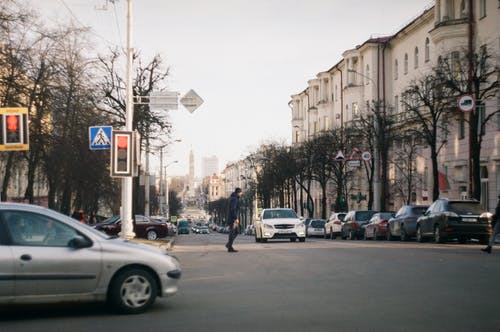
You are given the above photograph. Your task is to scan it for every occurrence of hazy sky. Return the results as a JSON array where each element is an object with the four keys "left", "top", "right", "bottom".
[{"left": 35, "top": 0, "right": 432, "bottom": 176}]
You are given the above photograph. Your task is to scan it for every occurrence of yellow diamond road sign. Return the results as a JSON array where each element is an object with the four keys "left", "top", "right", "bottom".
[{"left": 180, "top": 89, "right": 204, "bottom": 114}]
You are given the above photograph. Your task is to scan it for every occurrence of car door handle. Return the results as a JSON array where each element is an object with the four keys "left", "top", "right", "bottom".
[{"left": 20, "top": 254, "right": 32, "bottom": 261}]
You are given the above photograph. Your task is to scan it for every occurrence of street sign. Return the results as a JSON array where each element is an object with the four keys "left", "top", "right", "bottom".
[
  {"left": 0, "top": 107, "right": 29, "bottom": 151},
  {"left": 457, "top": 95, "right": 475, "bottom": 112},
  {"left": 89, "top": 126, "right": 112, "bottom": 150},
  {"left": 348, "top": 149, "right": 361, "bottom": 160},
  {"left": 334, "top": 150, "right": 345, "bottom": 161},
  {"left": 180, "top": 89, "right": 204, "bottom": 113},
  {"left": 149, "top": 91, "right": 179, "bottom": 110},
  {"left": 347, "top": 160, "right": 361, "bottom": 167},
  {"left": 361, "top": 151, "right": 372, "bottom": 161}
]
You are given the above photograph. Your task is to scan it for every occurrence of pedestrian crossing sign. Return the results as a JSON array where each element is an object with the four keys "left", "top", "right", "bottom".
[{"left": 89, "top": 126, "right": 112, "bottom": 150}]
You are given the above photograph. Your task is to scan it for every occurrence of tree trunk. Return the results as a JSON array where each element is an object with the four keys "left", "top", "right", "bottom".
[
  {"left": 321, "top": 182, "right": 327, "bottom": 219},
  {"left": 431, "top": 146, "right": 440, "bottom": 202},
  {"left": 1, "top": 153, "right": 15, "bottom": 201}
]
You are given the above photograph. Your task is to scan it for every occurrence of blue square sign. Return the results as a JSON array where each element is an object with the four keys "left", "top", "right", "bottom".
[{"left": 89, "top": 126, "right": 112, "bottom": 150}]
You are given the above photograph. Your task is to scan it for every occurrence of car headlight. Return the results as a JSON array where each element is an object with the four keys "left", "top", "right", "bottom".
[
  {"left": 263, "top": 223, "right": 274, "bottom": 230},
  {"left": 298, "top": 222, "right": 305, "bottom": 228}
]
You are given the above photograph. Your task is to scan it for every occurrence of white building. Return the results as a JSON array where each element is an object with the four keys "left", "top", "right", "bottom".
[
  {"left": 291, "top": 0, "right": 500, "bottom": 215},
  {"left": 202, "top": 155, "right": 219, "bottom": 178}
]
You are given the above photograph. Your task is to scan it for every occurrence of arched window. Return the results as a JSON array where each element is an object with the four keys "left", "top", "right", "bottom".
[
  {"left": 425, "top": 38, "right": 430, "bottom": 62},
  {"left": 414, "top": 47, "right": 419, "bottom": 69},
  {"left": 404, "top": 53, "right": 408, "bottom": 74},
  {"left": 365, "top": 64, "right": 370, "bottom": 85},
  {"left": 394, "top": 59, "right": 398, "bottom": 80}
]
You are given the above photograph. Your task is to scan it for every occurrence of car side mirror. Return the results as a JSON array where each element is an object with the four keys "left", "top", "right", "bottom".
[
  {"left": 68, "top": 235, "right": 92, "bottom": 249},
  {"left": 300, "top": 216, "right": 304, "bottom": 221}
]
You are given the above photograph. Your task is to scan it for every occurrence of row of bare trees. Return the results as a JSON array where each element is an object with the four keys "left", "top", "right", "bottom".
[
  {"left": 0, "top": 1, "right": 172, "bottom": 216},
  {"left": 253, "top": 44, "right": 498, "bottom": 218}
]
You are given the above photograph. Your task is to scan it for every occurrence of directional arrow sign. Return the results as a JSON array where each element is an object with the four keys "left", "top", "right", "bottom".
[{"left": 180, "top": 89, "right": 204, "bottom": 113}]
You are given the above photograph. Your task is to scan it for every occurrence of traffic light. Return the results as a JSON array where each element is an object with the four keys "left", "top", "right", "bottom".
[
  {"left": 0, "top": 108, "right": 29, "bottom": 151},
  {"left": 5, "top": 114, "right": 21, "bottom": 144},
  {"left": 111, "top": 130, "right": 134, "bottom": 177}
]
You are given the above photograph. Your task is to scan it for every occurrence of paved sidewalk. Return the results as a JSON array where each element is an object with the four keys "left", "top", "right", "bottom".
[{"left": 130, "top": 236, "right": 175, "bottom": 251}]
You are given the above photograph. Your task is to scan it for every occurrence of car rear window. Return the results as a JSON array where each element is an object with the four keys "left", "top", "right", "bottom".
[
  {"left": 411, "top": 207, "right": 427, "bottom": 216},
  {"left": 337, "top": 214, "right": 346, "bottom": 221},
  {"left": 355, "top": 211, "right": 377, "bottom": 221},
  {"left": 178, "top": 221, "right": 189, "bottom": 227},
  {"left": 379, "top": 212, "right": 394, "bottom": 220},
  {"left": 311, "top": 220, "right": 325, "bottom": 228},
  {"left": 449, "top": 202, "right": 485, "bottom": 215}
]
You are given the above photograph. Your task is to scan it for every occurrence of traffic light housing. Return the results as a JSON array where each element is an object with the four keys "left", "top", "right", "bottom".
[
  {"left": 0, "top": 108, "right": 29, "bottom": 151},
  {"left": 111, "top": 130, "right": 134, "bottom": 177}
]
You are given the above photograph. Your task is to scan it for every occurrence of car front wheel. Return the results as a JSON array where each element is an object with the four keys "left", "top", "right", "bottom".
[
  {"left": 416, "top": 226, "right": 424, "bottom": 243},
  {"left": 109, "top": 268, "right": 157, "bottom": 314},
  {"left": 434, "top": 226, "right": 444, "bottom": 244},
  {"left": 146, "top": 230, "right": 158, "bottom": 241},
  {"left": 299, "top": 237, "right": 306, "bottom": 242}
]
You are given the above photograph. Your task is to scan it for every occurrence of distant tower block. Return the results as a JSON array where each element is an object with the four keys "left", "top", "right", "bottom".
[{"left": 189, "top": 146, "right": 195, "bottom": 197}]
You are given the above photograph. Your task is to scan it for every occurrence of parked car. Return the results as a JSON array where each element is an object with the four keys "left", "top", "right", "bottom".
[
  {"left": 177, "top": 220, "right": 190, "bottom": 234},
  {"left": 245, "top": 224, "right": 255, "bottom": 235},
  {"left": 0, "top": 203, "right": 181, "bottom": 313},
  {"left": 304, "top": 218, "right": 312, "bottom": 236},
  {"left": 341, "top": 210, "right": 378, "bottom": 240},
  {"left": 324, "top": 212, "right": 346, "bottom": 239},
  {"left": 387, "top": 205, "right": 429, "bottom": 241},
  {"left": 94, "top": 215, "right": 169, "bottom": 240},
  {"left": 364, "top": 212, "right": 395, "bottom": 240},
  {"left": 307, "top": 219, "right": 326, "bottom": 237},
  {"left": 255, "top": 208, "right": 306, "bottom": 242},
  {"left": 197, "top": 226, "right": 210, "bottom": 234},
  {"left": 416, "top": 199, "right": 491, "bottom": 244}
]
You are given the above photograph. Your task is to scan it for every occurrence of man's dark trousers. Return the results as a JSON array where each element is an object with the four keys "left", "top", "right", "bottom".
[{"left": 227, "top": 225, "right": 238, "bottom": 249}]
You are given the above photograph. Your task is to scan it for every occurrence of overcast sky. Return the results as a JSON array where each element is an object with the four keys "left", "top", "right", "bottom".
[{"left": 35, "top": 0, "right": 432, "bottom": 177}]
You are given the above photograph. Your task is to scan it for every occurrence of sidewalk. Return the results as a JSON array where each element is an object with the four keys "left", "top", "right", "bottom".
[{"left": 130, "top": 236, "right": 175, "bottom": 251}]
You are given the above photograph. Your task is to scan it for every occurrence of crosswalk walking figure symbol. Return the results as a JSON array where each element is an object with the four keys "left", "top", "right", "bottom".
[{"left": 93, "top": 128, "right": 111, "bottom": 146}]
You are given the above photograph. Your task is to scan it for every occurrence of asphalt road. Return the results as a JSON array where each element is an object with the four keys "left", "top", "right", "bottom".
[{"left": 1, "top": 232, "right": 499, "bottom": 332}]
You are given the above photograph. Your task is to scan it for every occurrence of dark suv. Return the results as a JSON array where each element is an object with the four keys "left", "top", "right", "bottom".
[
  {"left": 416, "top": 199, "right": 491, "bottom": 244},
  {"left": 341, "top": 210, "right": 378, "bottom": 240}
]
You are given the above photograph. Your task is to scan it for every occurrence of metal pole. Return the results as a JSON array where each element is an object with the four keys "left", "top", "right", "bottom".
[
  {"left": 159, "top": 148, "right": 164, "bottom": 214},
  {"left": 144, "top": 141, "right": 150, "bottom": 217},
  {"left": 165, "top": 167, "right": 170, "bottom": 218},
  {"left": 120, "top": 0, "right": 135, "bottom": 239}
]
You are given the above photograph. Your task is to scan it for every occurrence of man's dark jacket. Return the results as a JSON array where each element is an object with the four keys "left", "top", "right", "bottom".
[{"left": 227, "top": 192, "right": 240, "bottom": 225}]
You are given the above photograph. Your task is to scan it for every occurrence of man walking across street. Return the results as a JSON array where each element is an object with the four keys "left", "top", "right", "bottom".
[
  {"left": 226, "top": 187, "right": 242, "bottom": 253},
  {"left": 482, "top": 190, "right": 500, "bottom": 254}
]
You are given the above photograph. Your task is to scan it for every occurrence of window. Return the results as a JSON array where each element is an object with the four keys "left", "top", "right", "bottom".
[
  {"left": 324, "top": 116, "right": 329, "bottom": 130},
  {"left": 414, "top": 47, "right": 419, "bottom": 69},
  {"left": 335, "top": 85, "right": 338, "bottom": 101},
  {"left": 478, "top": 103, "right": 486, "bottom": 136},
  {"left": 451, "top": 51, "right": 460, "bottom": 79},
  {"left": 458, "top": 112, "right": 465, "bottom": 139},
  {"left": 480, "top": 0, "right": 487, "bottom": 18},
  {"left": 365, "top": 64, "right": 370, "bottom": 85},
  {"left": 425, "top": 38, "right": 430, "bottom": 62},
  {"left": 394, "top": 59, "right": 399, "bottom": 80},
  {"left": 445, "top": 0, "right": 455, "bottom": 19},
  {"left": 424, "top": 167, "right": 429, "bottom": 190},
  {"left": 353, "top": 102, "right": 359, "bottom": 118},
  {"left": 436, "top": 0, "right": 441, "bottom": 22},
  {"left": 3, "top": 211, "right": 79, "bottom": 247},
  {"left": 404, "top": 53, "right": 408, "bottom": 74},
  {"left": 295, "top": 131, "right": 300, "bottom": 143},
  {"left": 460, "top": 0, "right": 467, "bottom": 18},
  {"left": 394, "top": 95, "right": 399, "bottom": 114}
]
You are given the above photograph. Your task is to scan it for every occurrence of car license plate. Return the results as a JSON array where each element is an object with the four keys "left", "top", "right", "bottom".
[
  {"left": 462, "top": 218, "right": 477, "bottom": 222},
  {"left": 278, "top": 229, "right": 290, "bottom": 234},
  {"left": 315, "top": 228, "right": 322, "bottom": 231}
]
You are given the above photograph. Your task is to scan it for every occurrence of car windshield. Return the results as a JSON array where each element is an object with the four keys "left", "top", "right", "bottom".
[
  {"left": 356, "top": 211, "right": 377, "bottom": 221},
  {"left": 263, "top": 209, "right": 297, "bottom": 219},
  {"left": 410, "top": 207, "right": 428, "bottom": 216},
  {"left": 337, "top": 214, "right": 346, "bottom": 221},
  {"left": 379, "top": 212, "right": 394, "bottom": 220},
  {"left": 449, "top": 202, "right": 485, "bottom": 215},
  {"left": 311, "top": 220, "right": 325, "bottom": 227}
]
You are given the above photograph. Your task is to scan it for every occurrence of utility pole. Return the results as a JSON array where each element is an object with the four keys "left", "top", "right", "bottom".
[
  {"left": 120, "top": 0, "right": 135, "bottom": 239},
  {"left": 467, "top": 0, "right": 475, "bottom": 200},
  {"left": 144, "top": 140, "right": 150, "bottom": 216}
]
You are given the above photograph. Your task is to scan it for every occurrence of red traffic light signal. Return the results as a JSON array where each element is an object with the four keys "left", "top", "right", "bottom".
[{"left": 111, "top": 131, "right": 134, "bottom": 177}]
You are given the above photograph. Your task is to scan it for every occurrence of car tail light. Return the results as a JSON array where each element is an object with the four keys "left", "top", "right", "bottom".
[
  {"left": 161, "top": 223, "right": 169, "bottom": 228},
  {"left": 487, "top": 226, "right": 492, "bottom": 233},
  {"left": 380, "top": 220, "right": 388, "bottom": 225},
  {"left": 352, "top": 222, "right": 359, "bottom": 230},
  {"left": 334, "top": 221, "right": 341, "bottom": 225},
  {"left": 445, "top": 227, "right": 453, "bottom": 232}
]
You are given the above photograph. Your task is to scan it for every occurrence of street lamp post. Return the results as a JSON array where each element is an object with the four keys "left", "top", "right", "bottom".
[{"left": 347, "top": 68, "right": 381, "bottom": 211}]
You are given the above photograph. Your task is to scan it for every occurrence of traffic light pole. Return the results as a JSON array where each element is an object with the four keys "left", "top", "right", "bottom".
[{"left": 120, "top": 0, "right": 135, "bottom": 239}]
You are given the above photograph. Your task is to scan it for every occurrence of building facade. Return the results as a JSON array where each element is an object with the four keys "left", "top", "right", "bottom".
[{"left": 291, "top": 0, "right": 500, "bottom": 215}]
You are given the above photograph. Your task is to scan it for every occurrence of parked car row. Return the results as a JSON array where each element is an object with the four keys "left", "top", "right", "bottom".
[
  {"left": 94, "top": 215, "right": 172, "bottom": 240},
  {"left": 322, "top": 199, "right": 492, "bottom": 244}
]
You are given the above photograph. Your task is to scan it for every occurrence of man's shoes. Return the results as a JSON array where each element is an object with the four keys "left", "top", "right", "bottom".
[
  {"left": 228, "top": 248, "right": 238, "bottom": 253},
  {"left": 481, "top": 246, "right": 492, "bottom": 254},
  {"left": 225, "top": 243, "right": 229, "bottom": 249}
]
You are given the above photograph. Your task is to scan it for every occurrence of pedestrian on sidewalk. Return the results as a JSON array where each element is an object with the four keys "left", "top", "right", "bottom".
[
  {"left": 225, "top": 187, "right": 242, "bottom": 253},
  {"left": 482, "top": 190, "right": 500, "bottom": 254}
]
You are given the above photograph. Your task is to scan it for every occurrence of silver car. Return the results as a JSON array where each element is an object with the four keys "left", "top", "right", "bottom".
[{"left": 0, "top": 203, "right": 181, "bottom": 314}]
